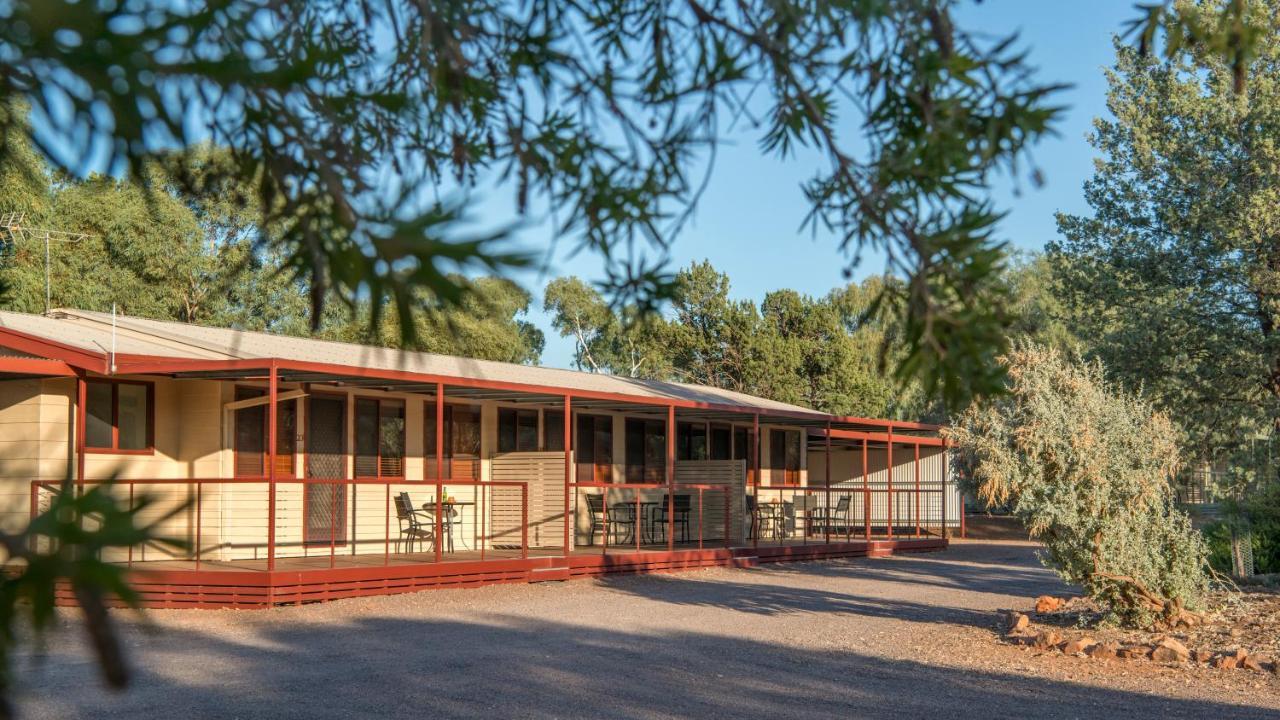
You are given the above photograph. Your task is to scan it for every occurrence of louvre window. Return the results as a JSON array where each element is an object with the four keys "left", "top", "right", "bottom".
[
  {"left": 424, "top": 403, "right": 480, "bottom": 479},
  {"left": 355, "top": 398, "right": 404, "bottom": 478}
]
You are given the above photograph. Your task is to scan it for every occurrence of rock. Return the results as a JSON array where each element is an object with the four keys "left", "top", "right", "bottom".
[
  {"left": 1033, "top": 630, "right": 1062, "bottom": 650},
  {"left": 1229, "top": 626, "right": 1243, "bottom": 638},
  {"left": 1213, "top": 654, "right": 1239, "bottom": 669},
  {"left": 1118, "top": 645, "right": 1151, "bottom": 660},
  {"left": 1087, "top": 642, "right": 1119, "bottom": 660},
  {"left": 1062, "top": 637, "right": 1097, "bottom": 655},
  {"left": 1151, "top": 637, "right": 1190, "bottom": 663},
  {"left": 1034, "top": 595, "right": 1064, "bottom": 614},
  {"left": 1005, "top": 611, "right": 1030, "bottom": 634}
]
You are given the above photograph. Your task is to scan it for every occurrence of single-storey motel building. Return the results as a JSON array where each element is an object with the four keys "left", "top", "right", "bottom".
[{"left": 0, "top": 308, "right": 959, "bottom": 607}]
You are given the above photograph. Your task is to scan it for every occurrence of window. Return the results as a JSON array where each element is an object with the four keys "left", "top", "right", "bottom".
[
  {"left": 676, "top": 422, "right": 708, "bottom": 462},
  {"left": 424, "top": 403, "right": 480, "bottom": 479},
  {"left": 544, "top": 410, "right": 565, "bottom": 452},
  {"left": 710, "top": 424, "right": 732, "bottom": 461},
  {"left": 84, "top": 380, "right": 152, "bottom": 452},
  {"left": 575, "top": 414, "right": 612, "bottom": 483},
  {"left": 769, "top": 429, "right": 801, "bottom": 485},
  {"left": 355, "top": 398, "right": 404, "bottom": 478},
  {"left": 625, "top": 418, "right": 666, "bottom": 483},
  {"left": 234, "top": 387, "right": 296, "bottom": 477},
  {"left": 734, "top": 426, "right": 757, "bottom": 484},
  {"left": 498, "top": 408, "right": 540, "bottom": 453}
]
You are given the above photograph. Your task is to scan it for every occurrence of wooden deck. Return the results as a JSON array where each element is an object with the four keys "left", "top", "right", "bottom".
[{"left": 67, "top": 537, "right": 949, "bottom": 609}]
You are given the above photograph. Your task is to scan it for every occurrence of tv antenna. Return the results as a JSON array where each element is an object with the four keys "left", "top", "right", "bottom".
[{"left": 0, "top": 212, "right": 93, "bottom": 315}]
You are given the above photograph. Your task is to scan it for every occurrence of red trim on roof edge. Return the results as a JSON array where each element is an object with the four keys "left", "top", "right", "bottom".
[
  {"left": 815, "top": 427, "right": 947, "bottom": 446},
  {"left": 0, "top": 327, "right": 107, "bottom": 373},
  {"left": 0, "top": 357, "right": 77, "bottom": 377},
  {"left": 109, "top": 355, "right": 941, "bottom": 433}
]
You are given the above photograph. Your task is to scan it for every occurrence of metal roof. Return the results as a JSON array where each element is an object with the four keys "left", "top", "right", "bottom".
[{"left": 0, "top": 308, "right": 821, "bottom": 412}]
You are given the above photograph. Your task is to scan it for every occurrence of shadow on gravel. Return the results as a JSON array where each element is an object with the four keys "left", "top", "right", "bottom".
[
  {"left": 19, "top": 611, "right": 1273, "bottom": 720},
  {"left": 596, "top": 572, "right": 1007, "bottom": 626},
  {"left": 595, "top": 541, "right": 1072, "bottom": 619}
]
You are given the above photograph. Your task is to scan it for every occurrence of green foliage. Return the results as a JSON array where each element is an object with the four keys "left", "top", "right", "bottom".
[
  {"left": 1051, "top": 11, "right": 1280, "bottom": 460},
  {"left": 545, "top": 261, "right": 940, "bottom": 420},
  {"left": 543, "top": 276, "right": 670, "bottom": 378},
  {"left": 0, "top": 479, "right": 184, "bottom": 716},
  {"left": 0, "top": 133, "right": 544, "bottom": 365},
  {"left": 1205, "top": 482, "right": 1280, "bottom": 575},
  {"left": 946, "top": 343, "right": 1210, "bottom": 627},
  {"left": 324, "top": 276, "right": 545, "bottom": 364},
  {"left": 0, "top": 0, "right": 1077, "bottom": 408}
]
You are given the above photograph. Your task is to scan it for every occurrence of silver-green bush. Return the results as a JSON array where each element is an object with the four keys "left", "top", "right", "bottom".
[{"left": 945, "top": 343, "right": 1209, "bottom": 627}]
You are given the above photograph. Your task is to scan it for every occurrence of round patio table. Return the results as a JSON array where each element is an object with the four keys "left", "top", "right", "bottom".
[{"left": 422, "top": 501, "right": 476, "bottom": 552}]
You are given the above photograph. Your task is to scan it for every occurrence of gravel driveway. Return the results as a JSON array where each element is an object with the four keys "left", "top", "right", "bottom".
[{"left": 16, "top": 540, "right": 1279, "bottom": 719}]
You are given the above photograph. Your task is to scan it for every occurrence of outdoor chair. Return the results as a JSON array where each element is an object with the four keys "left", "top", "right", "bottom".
[
  {"left": 745, "top": 495, "right": 785, "bottom": 541},
  {"left": 812, "top": 495, "right": 852, "bottom": 535},
  {"left": 652, "top": 494, "right": 692, "bottom": 543},
  {"left": 585, "top": 494, "right": 636, "bottom": 545},
  {"left": 394, "top": 492, "right": 436, "bottom": 554}
]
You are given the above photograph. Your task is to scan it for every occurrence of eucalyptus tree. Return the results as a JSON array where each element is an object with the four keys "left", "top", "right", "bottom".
[
  {"left": 0, "top": 0, "right": 1266, "bottom": 711},
  {"left": 0, "top": 0, "right": 1116, "bottom": 407},
  {"left": 544, "top": 275, "right": 671, "bottom": 378}
]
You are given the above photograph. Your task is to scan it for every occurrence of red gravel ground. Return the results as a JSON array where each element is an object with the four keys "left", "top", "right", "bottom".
[{"left": 14, "top": 539, "right": 1280, "bottom": 719}]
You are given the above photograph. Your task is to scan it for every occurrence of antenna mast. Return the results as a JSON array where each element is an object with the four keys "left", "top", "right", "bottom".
[{"left": 0, "top": 212, "right": 92, "bottom": 315}]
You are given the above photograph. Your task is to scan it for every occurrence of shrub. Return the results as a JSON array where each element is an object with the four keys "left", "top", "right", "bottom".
[{"left": 944, "top": 343, "right": 1209, "bottom": 627}]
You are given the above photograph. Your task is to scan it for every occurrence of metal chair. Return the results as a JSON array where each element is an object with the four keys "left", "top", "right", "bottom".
[
  {"left": 394, "top": 492, "right": 436, "bottom": 554},
  {"left": 746, "top": 495, "right": 784, "bottom": 541},
  {"left": 813, "top": 495, "right": 852, "bottom": 534},
  {"left": 652, "top": 494, "right": 692, "bottom": 543},
  {"left": 585, "top": 494, "right": 636, "bottom": 545}
]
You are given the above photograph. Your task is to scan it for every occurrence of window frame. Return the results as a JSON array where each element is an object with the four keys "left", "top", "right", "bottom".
[
  {"left": 676, "top": 421, "right": 708, "bottom": 462},
  {"left": 497, "top": 407, "right": 541, "bottom": 453},
  {"left": 424, "top": 402, "right": 481, "bottom": 480},
  {"left": 232, "top": 385, "right": 298, "bottom": 478},
  {"left": 354, "top": 396, "right": 406, "bottom": 479},
  {"left": 710, "top": 423, "right": 732, "bottom": 461},
  {"left": 544, "top": 409, "right": 565, "bottom": 452},
  {"left": 83, "top": 378, "right": 155, "bottom": 455},
  {"left": 575, "top": 413, "right": 613, "bottom": 483},
  {"left": 625, "top": 417, "right": 667, "bottom": 483},
  {"left": 768, "top": 428, "right": 802, "bottom": 485}
]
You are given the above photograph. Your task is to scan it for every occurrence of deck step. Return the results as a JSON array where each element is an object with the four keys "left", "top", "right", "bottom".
[
  {"left": 527, "top": 566, "right": 571, "bottom": 583},
  {"left": 730, "top": 556, "right": 759, "bottom": 568}
]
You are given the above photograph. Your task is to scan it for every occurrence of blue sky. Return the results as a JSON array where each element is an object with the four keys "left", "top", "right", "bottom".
[{"left": 492, "top": 0, "right": 1135, "bottom": 369}]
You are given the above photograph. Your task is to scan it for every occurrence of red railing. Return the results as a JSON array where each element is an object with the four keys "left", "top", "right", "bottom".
[
  {"left": 569, "top": 482, "right": 734, "bottom": 553},
  {"left": 749, "top": 482, "right": 952, "bottom": 546},
  {"left": 30, "top": 477, "right": 529, "bottom": 571},
  {"left": 28, "top": 476, "right": 952, "bottom": 574}
]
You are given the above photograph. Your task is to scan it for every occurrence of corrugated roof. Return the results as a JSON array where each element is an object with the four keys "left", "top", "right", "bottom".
[{"left": 0, "top": 308, "right": 819, "bottom": 415}]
